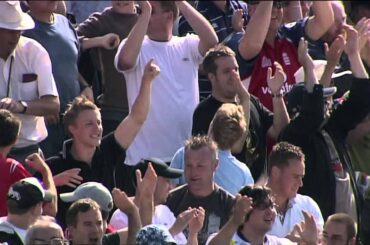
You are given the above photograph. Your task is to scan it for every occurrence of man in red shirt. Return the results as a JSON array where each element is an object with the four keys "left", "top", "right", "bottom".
[{"left": 0, "top": 109, "right": 31, "bottom": 216}]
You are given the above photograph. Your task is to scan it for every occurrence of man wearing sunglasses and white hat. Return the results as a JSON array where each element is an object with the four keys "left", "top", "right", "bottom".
[{"left": 0, "top": 1, "right": 59, "bottom": 170}]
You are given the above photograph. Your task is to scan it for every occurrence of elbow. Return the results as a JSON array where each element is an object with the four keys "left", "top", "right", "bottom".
[
  {"left": 238, "top": 42, "right": 262, "bottom": 61},
  {"left": 118, "top": 58, "right": 135, "bottom": 71}
]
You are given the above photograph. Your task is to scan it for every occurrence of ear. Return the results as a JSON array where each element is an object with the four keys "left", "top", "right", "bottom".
[
  {"left": 208, "top": 73, "right": 216, "bottom": 83},
  {"left": 213, "top": 159, "right": 219, "bottom": 171},
  {"left": 270, "top": 166, "right": 281, "bottom": 179},
  {"left": 349, "top": 237, "right": 356, "bottom": 245},
  {"left": 68, "top": 124, "right": 77, "bottom": 137}
]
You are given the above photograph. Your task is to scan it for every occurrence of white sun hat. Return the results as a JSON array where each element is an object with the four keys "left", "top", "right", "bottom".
[{"left": 0, "top": 1, "right": 35, "bottom": 31}]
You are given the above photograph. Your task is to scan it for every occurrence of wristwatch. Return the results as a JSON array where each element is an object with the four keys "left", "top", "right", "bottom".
[{"left": 19, "top": 100, "right": 28, "bottom": 114}]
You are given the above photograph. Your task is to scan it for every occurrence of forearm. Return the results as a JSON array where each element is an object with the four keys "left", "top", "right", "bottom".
[
  {"left": 80, "top": 36, "right": 105, "bottom": 50},
  {"left": 25, "top": 95, "right": 60, "bottom": 116},
  {"left": 284, "top": 1, "right": 303, "bottom": 23},
  {"left": 40, "top": 166, "right": 58, "bottom": 217},
  {"left": 238, "top": 2, "right": 272, "bottom": 60},
  {"left": 117, "top": 10, "right": 150, "bottom": 71},
  {"left": 319, "top": 63, "right": 336, "bottom": 87},
  {"left": 349, "top": 53, "right": 369, "bottom": 79},
  {"left": 208, "top": 220, "right": 238, "bottom": 245},
  {"left": 187, "top": 231, "right": 198, "bottom": 245},
  {"left": 306, "top": 1, "right": 334, "bottom": 40},
  {"left": 125, "top": 208, "right": 141, "bottom": 245},
  {"left": 130, "top": 79, "right": 152, "bottom": 124},
  {"left": 268, "top": 97, "right": 289, "bottom": 139},
  {"left": 139, "top": 193, "right": 154, "bottom": 226},
  {"left": 176, "top": 1, "right": 218, "bottom": 54}
]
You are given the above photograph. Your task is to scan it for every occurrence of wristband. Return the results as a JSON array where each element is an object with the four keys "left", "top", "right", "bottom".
[{"left": 271, "top": 92, "right": 283, "bottom": 98}]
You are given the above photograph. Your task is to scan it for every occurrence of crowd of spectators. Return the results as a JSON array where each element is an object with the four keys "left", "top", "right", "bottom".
[{"left": 1, "top": 1, "right": 370, "bottom": 244}]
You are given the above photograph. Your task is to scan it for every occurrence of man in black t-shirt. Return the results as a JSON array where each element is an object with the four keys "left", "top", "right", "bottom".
[
  {"left": 166, "top": 135, "right": 235, "bottom": 245},
  {"left": 192, "top": 45, "right": 289, "bottom": 180}
]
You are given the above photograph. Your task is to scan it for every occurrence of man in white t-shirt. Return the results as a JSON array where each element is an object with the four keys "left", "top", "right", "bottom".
[{"left": 114, "top": 1, "right": 218, "bottom": 165}]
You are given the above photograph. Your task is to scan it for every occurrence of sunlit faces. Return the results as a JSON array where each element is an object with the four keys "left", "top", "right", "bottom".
[
  {"left": 68, "top": 109, "right": 103, "bottom": 148},
  {"left": 0, "top": 28, "right": 21, "bottom": 60},
  {"left": 209, "top": 56, "right": 240, "bottom": 101},
  {"left": 184, "top": 146, "right": 218, "bottom": 196},
  {"left": 31, "top": 225, "right": 65, "bottom": 245},
  {"left": 322, "top": 221, "right": 351, "bottom": 245},
  {"left": 154, "top": 177, "right": 173, "bottom": 204},
  {"left": 111, "top": 1, "right": 135, "bottom": 14},
  {"left": 69, "top": 208, "right": 104, "bottom": 245},
  {"left": 148, "top": 1, "right": 173, "bottom": 38},
  {"left": 247, "top": 198, "right": 277, "bottom": 232},
  {"left": 272, "top": 158, "right": 305, "bottom": 199}
]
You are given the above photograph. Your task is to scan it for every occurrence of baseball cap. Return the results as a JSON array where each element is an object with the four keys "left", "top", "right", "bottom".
[
  {"left": 60, "top": 182, "right": 113, "bottom": 212},
  {"left": 7, "top": 177, "right": 52, "bottom": 209},
  {"left": 136, "top": 224, "right": 177, "bottom": 245},
  {"left": 136, "top": 158, "right": 183, "bottom": 179},
  {"left": 287, "top": 82, "right": 337, "bottom": 115}
]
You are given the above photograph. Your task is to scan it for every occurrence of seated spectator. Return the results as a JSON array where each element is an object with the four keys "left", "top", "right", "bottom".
[
  {"left": 227, "top": 1, "right": 333, "bottom": 111},
  {"left": 191, "top": 44, "right": 289, "bottom": 181},
  {"left": 266, "top": 142, "right": 323, "bottom": 241},
  {"left": 24, "top": 0, "right": 94, "bottom": 158},
  {"left": 110, "top": 158, "right": 188, "bottom": 244},
  {"left": 0, "top": 1, "right": 59, "bottom": 168},
  {"left": 47, "top": 59, "right": 159, "bottom": 228},
  {"left": 207, "top": 185, "right": 303, "bottom": 245},
  {"left": 0, "top": 109, "right": 32, "bottom": 217},
  {"left": 59, "top": 182, "right": 115, "bottom": 233},
  {"left": 166, "top": 135, "right": 234, "bottom": 245},
  {"left": 280, "top": 32, "right": 370, "bottom": 234},
  {"left": 0, "top": 177, "right": 56, "bottom": 243},
  {"left": 76, "top": 1, "right": 139, "bottom": 135},
  {"left": 321, "top": 213, "right": 356, "bottom": 245},
  {"left": 136, "top": 224, "right": 177, "bottom": 245},
  {"left": 171, "top": 103, "right": 254, "bottom": 195},
  {"left": 25, "top": 219, "right": 66, "bottom": 245},
  {"left": 66, "top": 195, "right": 140, "bottom": 245}
]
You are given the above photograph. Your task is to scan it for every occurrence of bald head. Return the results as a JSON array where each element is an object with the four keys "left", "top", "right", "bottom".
[
  {"left": 321, "top": 1, "right": 346, "bottom": 43},
  {"left": 25, "top": 220, "right": 64, "bottom": 245}
]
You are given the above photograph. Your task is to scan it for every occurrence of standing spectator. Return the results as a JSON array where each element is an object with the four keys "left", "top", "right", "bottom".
[
  {"left": 178, "top": 0, "right": 248, "bottom": 43},
  {"left": 0, "top": 109, "right": 31, "bottom": 217},
  {"left": 191, "top": 45, "right": 289, "bottom": 180},
  {"left": 227, "top": 1, "right": 333, "bottom": 111},
  {"left": 0, "top": 1, "right": 59, "bottom": 167},
  {"left": 166, "top": 135, "right": 234, "bottom": 244},
  {"left": 65, "top": 1, "right": 111, "bottom": 24},
  {"left": 280, "top": 33, "right": 370, "bottom": 237},
  {"left": 115, "top": 1, "right": 218, "bottom": 165},
  {"left": 77, "top": 1, "right": 139, "bottom": 135},
  {"left": 266, "top": 142, "right": 323, "bottom": 241},
  {"left": 47, "top": 60, "right": 159, "bottom": 228},
  {"left": 24, "top": 0, "right": 93, "bottom": 158}
]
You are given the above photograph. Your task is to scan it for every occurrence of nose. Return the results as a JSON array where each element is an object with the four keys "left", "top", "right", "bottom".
[{"left": 298, "top": 177, "right": 303, "bottom": 187}]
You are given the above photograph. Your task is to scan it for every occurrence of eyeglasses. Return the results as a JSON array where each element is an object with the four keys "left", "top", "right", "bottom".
[
  {"left": 248, "top": 1, "right": 289, "bottom": 9},
  {"left": 32, "top": 238, "right": 69, "bottom": 245}
]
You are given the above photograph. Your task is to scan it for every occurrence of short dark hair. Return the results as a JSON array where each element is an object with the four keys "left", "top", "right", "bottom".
[
  {"left": 6, "top": 199, "right": 32, "bottom": 215},
  {"left": 238, "top": 185, "right": 274, "bottom": 222},
  {"left": 268, "top": 142, "right": 305, "bottom": 175},
  {"left": 202, "top": 44, "right": 236, "bottom": 75},
  {"left": 63, "top": 96, "right": 98, "bottom": 136},
  {"left": 65, "top": 198, "right": 101, "bottom": 228},
  {"left": 326, "top": 213, "right": 357, "bottom": 241},
  {"left": 0, "top": 109, "right": 21, "bottom": 147}
]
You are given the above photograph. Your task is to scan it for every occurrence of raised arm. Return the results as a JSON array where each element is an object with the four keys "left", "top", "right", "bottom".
[
  {"left": 238, "top": 1, "right": 273, "bottom": 60},
  {"left": 116, "top": 1, "right": 151, "bottom": 71},
  {"left": 25, "top": 153, "right": 58, "bottom": 217},
  {"left": 266, "top": 62, "right": 290, "bottom": 139},
  {"left": 175, "top": 1, "right": 218, "bottom": 56},
  {"left": 114, "top": 59, "right": 159, "bottom": 150},
  {"left": 208, "top": 194, "right": 252, "bottom": 245},
  {"left": 304, "top": 1, "right": 334, "bottom": 41}
]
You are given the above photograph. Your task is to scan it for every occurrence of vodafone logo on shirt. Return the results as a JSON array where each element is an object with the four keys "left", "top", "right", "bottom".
[{"left": 261, "top": 82, "right": 293, "bottom": 95}]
